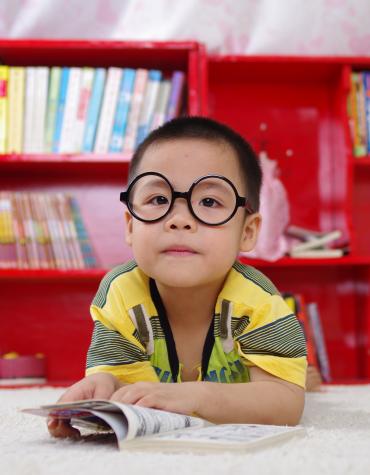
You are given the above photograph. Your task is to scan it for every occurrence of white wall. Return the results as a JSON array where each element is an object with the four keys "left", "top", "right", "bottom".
[{"left": 0, "top": 0, "right": 369, "bottom": 56}]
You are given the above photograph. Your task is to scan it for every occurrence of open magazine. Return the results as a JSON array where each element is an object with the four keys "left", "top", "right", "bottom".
[{"left": 22, "top": 400, "right": 306, "bottom": 452}]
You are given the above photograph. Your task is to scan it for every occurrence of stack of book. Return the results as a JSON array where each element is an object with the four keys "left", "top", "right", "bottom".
[
  {"left": 0, "top": 191, "right": 96, "bottom": 269},
  {"left": 348, "top": 71, "right": 370, "bottom": 158},
  {"left": 286, "top": 225, "right": 347, "bottom": 258},
  {"left": 0, "top": 66, "right": 186, "bottom": 155}
]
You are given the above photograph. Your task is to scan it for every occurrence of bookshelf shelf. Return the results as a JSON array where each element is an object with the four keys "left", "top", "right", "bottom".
[
  {"left": 0, "top": 268, "right": 106, "bottom": 281},
  {"left": 0, "top": 153, "right": 132, "bottom": 164},
  {"left": 241, "top": 255, "right": 370, "bottom": 268},
  {"left": 353, "top": 157, "right": 370, "bottom": 167}
]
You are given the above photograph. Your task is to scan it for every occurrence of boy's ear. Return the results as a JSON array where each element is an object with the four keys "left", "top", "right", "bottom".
[
  {"left": 124, "top": 210, "right": 133, "bottom": 247},
  {"left": 239, "top": 212, "right": 262, "bottom": 253}
]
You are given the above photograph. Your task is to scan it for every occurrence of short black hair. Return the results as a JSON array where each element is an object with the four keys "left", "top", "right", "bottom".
[{"left": 128, "top": 116, "right": 262, "bottom": 211}]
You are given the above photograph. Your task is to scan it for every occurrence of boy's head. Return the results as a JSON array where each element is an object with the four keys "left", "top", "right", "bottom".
[
  {"left": 123, "top": 116, "right": 262, "bottom": 289},
  {"left": 128, "top": 116, "right": 262, "bottom": 212}
]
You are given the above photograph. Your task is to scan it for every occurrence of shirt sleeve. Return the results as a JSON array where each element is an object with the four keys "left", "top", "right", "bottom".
[
  {"left": 235, "top": 294, "right": 307, "bottom": 388},
  {"left": 85, "top": 278, "right": 159, "bottom": 384}
]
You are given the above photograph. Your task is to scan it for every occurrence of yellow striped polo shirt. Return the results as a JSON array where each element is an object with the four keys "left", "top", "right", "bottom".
[{"left": 85, "top": 260, "right": 307, "bottom": 388}]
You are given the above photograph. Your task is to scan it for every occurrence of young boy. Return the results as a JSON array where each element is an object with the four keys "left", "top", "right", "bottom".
[{"left": 49, "top": 116, "right": 307, "bottom": 438}]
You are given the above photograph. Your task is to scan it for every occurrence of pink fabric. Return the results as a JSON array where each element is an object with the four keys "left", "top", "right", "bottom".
[{"left": 245, "top": 153, "right": 290, "bottom": 261}]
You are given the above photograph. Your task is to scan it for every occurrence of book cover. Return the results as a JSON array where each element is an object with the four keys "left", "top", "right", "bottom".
[
  {"left": 165, "top": 70, "right": 186, "bottom": 122},
  {"left": 52, "top": 67, "right": 70, "bottom": 153},
  {"left": 59, "top": 67, "right": 82, "bottom": 153},
  {"left": 0, "top": 65, "right": 9, "bottom": 154},
  {"left": 44, "top": 67, "right": 62, "bottom": 153},
  {"left": 109, "top": 68, "right": 136, "bottom": 153},
  {"left": 150, "top": 80, "right": 171, "bottom": 131},
  {"left": 94, "top": 67, "right": 122, "bottom": 154},
  {"left": 122, "top": 68, "right": 148, "bottom": 154},
  {"left": 7, "top": 67, "right": 25, "bottom": 154},
  {"left": 82, "top": 68, "right": 106, "bottom": 153},
  {"left": 135, "top": 69, "right": 162, "bottom": 147},
  {"left": 33, "top": 67, "right": 49, "bottom": 153},
  {"left": 74, "top": 67, "right": 94, "bottom": 153},
  {"left": 69, "top": 196, "right": 97, "bottom": 268},
  {"left": 23, "top": 67, "right": 37, "bottom": 153},
  {"left": 352, "top": 72, "right": 367, "bottom": 157}
]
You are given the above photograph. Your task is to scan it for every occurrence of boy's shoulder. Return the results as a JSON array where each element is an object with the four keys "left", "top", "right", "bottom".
[
  {"left": 230, "top": 261, "right": 280, "bottom": 296},
  {"left": 92, "top": 260, "right": 149, "bottom": 309}
]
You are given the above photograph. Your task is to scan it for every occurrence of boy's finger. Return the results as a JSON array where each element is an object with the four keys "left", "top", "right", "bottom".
[{"left": 47, "top": 418, "right": 81, "bottom": 439}]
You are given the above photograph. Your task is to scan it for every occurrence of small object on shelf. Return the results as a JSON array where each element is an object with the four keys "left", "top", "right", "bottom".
[
  {"left": 0, "top": 352, "right": 46, "bottom": 385},
  {"left": 286, "top": 226, "right": 347, "bottom": 259}
]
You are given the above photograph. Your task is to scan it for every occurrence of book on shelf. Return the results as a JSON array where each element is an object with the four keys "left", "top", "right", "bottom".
[
  {"left": 22, "top": 399, "right": 305, "bottom": 452},
  {"left": 136, "top": 69, "right": 162, "bottom": 148},
  {"left": 0, "top": 65, "right": 9, "bottom": 154},
  {"left": 82, "top": 68, "right": 106, "bottom": 153},
  {"left": 94, "top": 67, "right": 123, "bottom": 154},
  {"left": 109, "top": 68, "right": 136, "bottom": 153},
  {"left": 0, "top": 191, "right": 97, "bottom": 270},
  {"left": 7, "top": 67, "right": 25, "bottom": 154},
  {"left": 348, "top": 71, "right": 370, "bottom": 157},
  {"left": 306, "top": 302, "right": 331, "bottom": 383},
  {"left": 122, "top": 68, "right": 148, "bottom": 154},
  {"left": 0, "top": 64, "right": 186, "bottom": 155}
]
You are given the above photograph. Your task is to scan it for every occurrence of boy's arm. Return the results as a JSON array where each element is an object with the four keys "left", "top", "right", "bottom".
[
  {"left": 195, "top": 366, "right": 305, "bottom": 426},
  {"left": 109, "top": 366, "right": 305, "bottom": 426}
]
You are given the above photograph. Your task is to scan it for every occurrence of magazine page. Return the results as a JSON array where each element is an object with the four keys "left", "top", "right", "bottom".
[
  {"left": 114, "top": 403, "right": 206, "bottom": 444},
  {"left": 125, "top": 423, "right": 306, "bottom": 452}
]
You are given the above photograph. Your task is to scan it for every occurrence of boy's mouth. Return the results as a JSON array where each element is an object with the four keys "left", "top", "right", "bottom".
[{"left": 162, "top": 245, "right": 198, "bottom": 256}]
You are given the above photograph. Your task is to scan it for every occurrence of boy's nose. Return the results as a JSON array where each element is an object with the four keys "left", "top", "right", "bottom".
[{"left": 164, "top": 201, "right": 197, "bottom": 231}]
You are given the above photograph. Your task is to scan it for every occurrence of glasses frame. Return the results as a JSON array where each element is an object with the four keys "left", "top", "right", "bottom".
[{"left": 120, "top": 171, "right": 255, "bottom": 226}]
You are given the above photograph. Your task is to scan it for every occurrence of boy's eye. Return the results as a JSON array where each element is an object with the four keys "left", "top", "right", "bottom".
[
  {"left": 149, "top": 195, "right": 169, "bottom": 206},
  {"left": 199, "top": 197, "right": 221, "bottom": 208}
]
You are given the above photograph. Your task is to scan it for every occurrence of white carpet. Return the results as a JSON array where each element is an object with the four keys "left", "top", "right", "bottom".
[{"left": 0, "top": 385, "right": 369, "bottom": 475}]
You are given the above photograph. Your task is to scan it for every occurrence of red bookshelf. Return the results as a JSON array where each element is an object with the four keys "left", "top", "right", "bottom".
[
  {"left": 0, "top": 40, "right": 204, "bottom": 383},
  {"left": 207, "top": 55, "right": 370, "bottom": 382},
  {"left": 1, "top": 43, "right": 370, "bottom": 385}
]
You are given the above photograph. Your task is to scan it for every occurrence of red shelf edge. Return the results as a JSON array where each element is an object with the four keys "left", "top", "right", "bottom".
[{"left": 0, "top": 153, "right": 132, "bottom": 164}]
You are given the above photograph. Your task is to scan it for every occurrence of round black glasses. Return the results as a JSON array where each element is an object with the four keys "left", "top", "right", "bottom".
[{"left": 120, "top": 172, "right": 254, "bottom": 226}]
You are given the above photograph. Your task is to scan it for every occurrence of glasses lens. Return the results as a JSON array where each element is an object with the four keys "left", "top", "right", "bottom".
[
  {"left": 128, "top": 175, "right": 172, "bottom": 221},
  {"left": 191, "top": 177, "right": 237, "bottom": 224}
]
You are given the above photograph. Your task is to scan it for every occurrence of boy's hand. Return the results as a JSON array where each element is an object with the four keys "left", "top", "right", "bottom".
[
  {"left": 110, "top": 381, "right": 202, "bottom": 416},
  {"left": 47, "top": 372, "right": 122, "bottom": 438}
]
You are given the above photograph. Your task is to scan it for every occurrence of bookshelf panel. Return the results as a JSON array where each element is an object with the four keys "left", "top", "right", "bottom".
[
  {"left": 353, "top": 166, "right": 370, "bottom": 258},
  {"left": 1, "top": 279, "right": 95, "bottom": 381},
  {"left": 208, "top": 57, "right": 349, "bottom": 239}
]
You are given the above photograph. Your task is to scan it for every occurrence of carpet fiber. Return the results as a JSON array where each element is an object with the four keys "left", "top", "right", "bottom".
[{"left": 1, "top": 385, "right": 369, "bottom": 475}]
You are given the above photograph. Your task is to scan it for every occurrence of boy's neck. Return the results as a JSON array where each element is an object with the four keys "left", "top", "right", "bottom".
[{"left": 155, "top": 277, "right": 226, "bottom": 327}]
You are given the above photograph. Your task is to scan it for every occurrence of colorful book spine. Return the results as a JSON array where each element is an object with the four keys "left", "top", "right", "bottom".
[
  {"left": 69, "top": 196, "right": 97, "bottom": 268},
  {"left": 165, "top": 70, "right": 186, "bottom": 121},
  {"left": 94, "top": 67, "right": 122, "bottom": 154},
  {"left": 109, "top": 68, "right": 136, "bottom": 153},
  {"left": 363, "top": 72, "right": 370, "bottom": 154},
  {"left": 136, "top": 69, "right": 162, "bottom": 147},
  {"left": 122, "top": 69, "right": 148, "bottom": 154},
  {"left": 33, "top": 67, "right": 49, "bottom": 153},
  {"left": 306, "top": 302, "right": 331, "bottom": 382},
  {"left": 0, "top": 66, "right": 9, "bottom": 153},
  {"left": 52, "top": 67, "right": 70, "bottom": 153},
  {"left": 82, "top": 68, "right": 106, "bottom": 153},
  {"left": 0, "top": 192, "right": 16, "bottom": 268},
  {"left": 150, "top": 80, "right": 171, "bottom": 131},
  {"left": 44, "top": 67, "right": 62, "bottom": 153},
  {"left": 59, "top": 67, "right": 82, "bottom": 153},
  {"left": 74, "top": 67, "right": 94, "bottom": 153},
  {"left": 23, "top": 67, "right": 37, "bottom": 153},
  {"left": 351, "top": 72, "right": 367, "bottom": 157},
  {"left": 7, "top": 67, "right": 25, "bottom": 154}
]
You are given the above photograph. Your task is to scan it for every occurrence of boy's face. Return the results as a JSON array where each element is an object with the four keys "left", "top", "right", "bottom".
[{"left": 124, "top": 137, "right": 261, "bottom": 289}]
